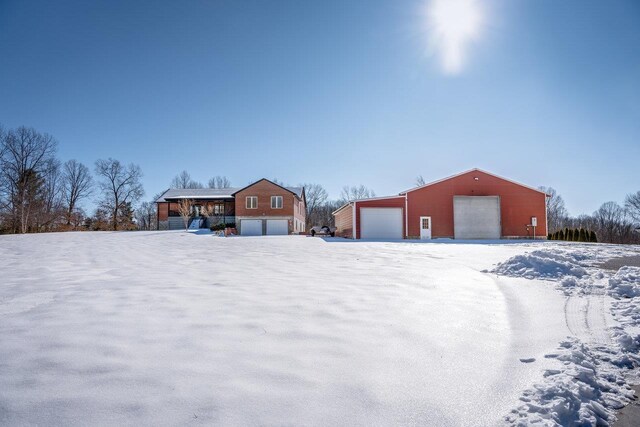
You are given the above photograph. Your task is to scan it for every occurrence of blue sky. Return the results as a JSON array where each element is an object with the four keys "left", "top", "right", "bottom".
[{"left": 1, "top": 0, "right": 639, "bottom": 215}]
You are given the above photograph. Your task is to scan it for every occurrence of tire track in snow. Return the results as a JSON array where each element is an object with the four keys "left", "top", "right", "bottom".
[{"left": 564, "top": 285, "right": 611, "bottom": 345}]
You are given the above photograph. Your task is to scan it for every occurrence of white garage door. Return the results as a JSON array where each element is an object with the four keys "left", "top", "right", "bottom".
[
  {"left": 453, "top": 196, "right": 501, "bottom": 239},
  {"left": 266, "top": 220, "right": 288, "bottom": 235},
  {"left": 241, "top": 219, "right": 262, "bottom": 236},
  {"left": 360, "top": 208, "right": 403, "bottom": 239}
]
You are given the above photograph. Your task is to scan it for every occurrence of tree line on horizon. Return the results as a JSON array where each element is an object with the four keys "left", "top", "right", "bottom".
[
  {"left": 0, "top": 124, "right": 374, "bottom": 234},
  {"left": 541, "top": 186, "right": 640, "bottom": 245},
  {"left": 0, "top": 125, "right": 148, "bottom": 233},
  {"left": 2, "top": 124, "right": 638, "bottom": 243}
]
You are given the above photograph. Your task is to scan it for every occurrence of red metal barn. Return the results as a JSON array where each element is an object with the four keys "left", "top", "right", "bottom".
[{"left": 333, "top": 169, "right": 548, "bottom": 240}]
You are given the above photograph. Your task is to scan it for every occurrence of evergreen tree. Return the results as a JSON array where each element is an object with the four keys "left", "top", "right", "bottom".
[
  {"left": 567, "top": 229, "right": 574, "bottom": 241},
  {"left": 547, "top": 233, "right": 552, "bottom": 240},
  {"left": 579, "top": 228, "right": 586, "bottom": 242},
  {"left": 590, "top": 230, "right": 597, "bottom": 243},
  {"left": 558, "top": 230, "right": 565, "bottom": 241}
]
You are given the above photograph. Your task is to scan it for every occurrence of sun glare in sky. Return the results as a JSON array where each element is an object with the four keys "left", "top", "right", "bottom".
[{"left": 425, "top": 0, "right": 484, "bottom": 75}]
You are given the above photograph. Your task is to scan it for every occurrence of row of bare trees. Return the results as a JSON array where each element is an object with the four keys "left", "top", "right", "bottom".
[
  {"left": 542, "top": 186, "right": 640, "bottom": 244},
  {"left": 302, "top": 183, "right": 376, "bottom": 229},
  {"left": 170, "top": 170, "right": 232, "bottom": 189},
  {"left": 0, "top": 125, "right": 145, "bottom": 233}
]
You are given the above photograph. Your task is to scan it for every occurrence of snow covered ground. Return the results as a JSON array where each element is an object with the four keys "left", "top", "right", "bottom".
[{"left": 0, "top": 232, "right": 638, "bottom": 426}]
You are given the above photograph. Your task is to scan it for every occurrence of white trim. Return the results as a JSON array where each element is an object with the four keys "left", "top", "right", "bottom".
[
  {"left": 332, "top": 195, "right": 404, "bottom": 215},
  {"left": 246, "top": 196, "right": 258, "bottom": 209},
  {"left": 545, "top": 194, "right": 549, "bottom": 238},
  {"left": 400, "top": 168, "right": 549, "bottom": 196},
  {"left": 350, "top": 195, "right": 405, "bottom": 202},
  {"left": 162, "top": 195, "right": 235, "bottom": 200},
  {"left": 352, "top": 201, "right": 357, "bottom": 240},
  {"left": 270, "top": 195, "right": 283, "bottom": 209},
  {"left": 334, "top": 195, "right": 404, "bottom": 214},
  {"left": 404, "top": 193, "right": 408, "bottom": 238}
]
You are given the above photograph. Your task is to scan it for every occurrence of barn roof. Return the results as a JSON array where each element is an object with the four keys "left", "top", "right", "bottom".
[{"left": 399, "top": 168, "right": 549, "bottom": 196}]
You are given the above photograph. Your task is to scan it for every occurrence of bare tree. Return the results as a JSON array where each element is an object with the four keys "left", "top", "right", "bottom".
[
  {"left": 61, "top": 159, "right": 93, "bottom": 227},
  {"left": 300, "top": 183, "right": 328, "bottom": 227},
  {"left": 416, "top": 175, "right": 426, "bottom": 186},
  {"left": 0, "top": 125, "right": 7, "bottom": 226},
  {"left": 95, "top": 158, "right": 144, "bottom": 231},
  {"left": 312, "top": 200, "right": 342, "bottom": 228},
  {"left": 35, "top": 158, "right": 64, "bottom": 231},
  {"left": 171, "top": 170, "right": 203, "bottom": 189},
  {"left": 136, "top": 201, "right": 157, "bottom": 231},
  {"left": 208, "top": 176, "right": 231, "bottom": 188},
  {"left": 339, "top": 185, "right": 375, "bottom": 204},
  {"left": 539, "top": 186, "right": 568, "bottom": 232},
  {"left": 0, "top": 126, "right": 58, "bottom": 233},
  {"left": 625, "top": 191, "right": 640, "bottom": 223},
  {"left": 593, "top": 201, "right": 626, "bottom": 243},
  {"left": 177, "top": 198, "right": 193, "bottom": 230}
]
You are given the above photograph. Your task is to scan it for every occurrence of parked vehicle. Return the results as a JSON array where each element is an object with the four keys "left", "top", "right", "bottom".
[{"left": 310, "top": 225, "right": 336, "bottom": 237}]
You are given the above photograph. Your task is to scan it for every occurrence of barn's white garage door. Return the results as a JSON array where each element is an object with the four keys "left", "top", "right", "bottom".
[
  {"left": 266, "top": 220, "right": 288, "bottom": 235},
  {"left": 241, "top": 219, "right": 262, "bottom": 236},
  {"left": 360, "top": 208, "right": 403, "bottom": 239},
  {"left": 453, "top": 196, "right": 501, "bottom": 239}
]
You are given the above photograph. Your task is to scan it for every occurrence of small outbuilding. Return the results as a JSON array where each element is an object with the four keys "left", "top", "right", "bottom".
[{"left": 333, "top": 168, "right": 548, "bottom": 240}]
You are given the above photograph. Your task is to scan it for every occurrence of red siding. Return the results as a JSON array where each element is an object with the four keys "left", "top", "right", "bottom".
[{"left": 405, "top": 170, "right": 547, "bottom": 238}]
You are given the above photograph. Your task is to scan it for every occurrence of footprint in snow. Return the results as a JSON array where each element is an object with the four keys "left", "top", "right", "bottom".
[{"left": 519, "top": 357, "right": 536, "bottom": 363}]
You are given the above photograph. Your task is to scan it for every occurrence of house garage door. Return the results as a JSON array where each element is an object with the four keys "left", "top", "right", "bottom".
[
  {"left": 266, "top": 220, "right": 288, "bottom": 235},
  {"left": 241, "top": 219, "right": 262, "bottom": 236},
  {"left": 360, "top": 208, "right": 403, "bottom": 239},
  {"left": 453, "top": 196, "right": 501, "bottom": 239}
]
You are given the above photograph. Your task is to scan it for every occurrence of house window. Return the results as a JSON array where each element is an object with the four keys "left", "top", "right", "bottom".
[
  {"left": 213, "top": 202, "right": 224, "bottom": 215},
  {"left": 246, "top": 196, "right": 258, "bottom": 209},
  {"left": 271, "top": 196, "right": 283, "bottom": 209},
  {"left": 422, "top": 218, "right": 430, "bottom": 229}
]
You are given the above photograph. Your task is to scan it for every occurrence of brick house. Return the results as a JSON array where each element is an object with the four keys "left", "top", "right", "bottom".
[
  {"left": 156, "top": 179, "right": 306, "bottom": 235},
  {"left": 333, "top": 168, "right": 548, "bottom": 240}
]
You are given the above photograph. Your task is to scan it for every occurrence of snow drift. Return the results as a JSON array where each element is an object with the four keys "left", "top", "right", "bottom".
[
  {"left": 609, "top": 266, "right": 640, "bottom": 298},
  {"left": 492, "top": 250, "right": 588, "bottom": 280},
  {"left": 495, "top": 246, "right": 640, "bottom": 426}
]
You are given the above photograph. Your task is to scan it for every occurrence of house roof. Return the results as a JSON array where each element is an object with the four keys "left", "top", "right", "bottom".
[
  {"left": 155, "top": 188, "right": 239, "bottom": 202},
  {"left": 399, "top": 168, "right": 549, "bottom": 196},
  {"left": 231, "top": 178, "right": 304, "bottom": 200},
  {"left": 155, "top": 179, "right": 305, "bottom": 203}
]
